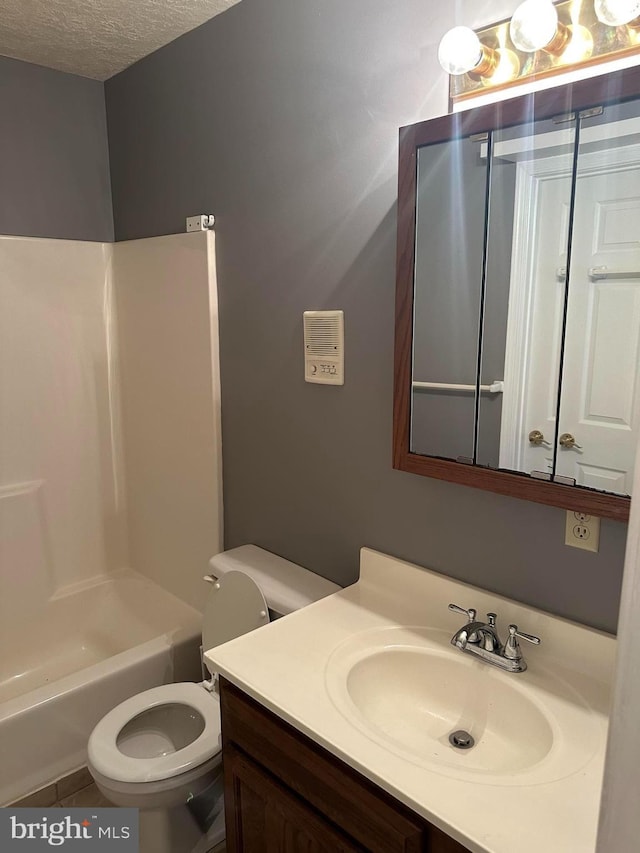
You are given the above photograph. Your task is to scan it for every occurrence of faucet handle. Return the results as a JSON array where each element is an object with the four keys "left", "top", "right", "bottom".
[
  {"left": 508, "top": 625, "right": 541, "bottom": 645},
  {"left": 503, "top": 624, "right": 541, "bottom": 664},
  {"left": 448, "top": 604, "right": 476, "bottom": 622}
]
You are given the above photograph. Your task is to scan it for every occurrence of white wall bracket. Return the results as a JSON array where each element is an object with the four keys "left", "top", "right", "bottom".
[{"left": 186, "top": 214, "right": 215, "bottom": 232}]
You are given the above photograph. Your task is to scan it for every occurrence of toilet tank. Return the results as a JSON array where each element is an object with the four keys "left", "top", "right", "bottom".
[{"left": 208, "top": 545, "right": 340, "bottom": 615}]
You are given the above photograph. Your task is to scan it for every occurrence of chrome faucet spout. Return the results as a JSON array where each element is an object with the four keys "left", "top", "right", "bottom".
[
  {"left": 451, "top": 621, "right": 488, "bottom": 650},
  {"left": 447, "top": 603, "right": 540, "bottom": 673}
]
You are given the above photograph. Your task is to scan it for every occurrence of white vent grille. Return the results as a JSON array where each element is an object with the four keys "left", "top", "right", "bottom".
[{"left": 303, "top": 310, "right": 344, "bottom": 385}]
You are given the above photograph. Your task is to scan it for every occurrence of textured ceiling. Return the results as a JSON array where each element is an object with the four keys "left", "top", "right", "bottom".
[{"left": 0, "top": 0, "right": 241, "bottom": 80}]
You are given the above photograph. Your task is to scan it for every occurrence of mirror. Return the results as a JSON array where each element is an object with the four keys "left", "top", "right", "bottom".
[{"left": 394, "top": 67, "right": 640, "bottom": 521}]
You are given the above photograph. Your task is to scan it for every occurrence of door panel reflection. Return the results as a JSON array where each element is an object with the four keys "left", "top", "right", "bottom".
[
  {"left": 557, "top": 100, "right": 640, "bottom": 496},
  {"left": 478, "top": 112, "right": 576, "bottom": 476}
]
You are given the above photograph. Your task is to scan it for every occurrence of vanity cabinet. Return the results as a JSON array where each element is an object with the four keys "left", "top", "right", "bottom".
[{"left": 220, "top": 677, "right": 471, "bottom": 853}]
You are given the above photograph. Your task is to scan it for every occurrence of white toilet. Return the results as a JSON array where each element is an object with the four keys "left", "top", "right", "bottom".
[{"left": 87, "top": 545, "right": 339, "bottom": 853}]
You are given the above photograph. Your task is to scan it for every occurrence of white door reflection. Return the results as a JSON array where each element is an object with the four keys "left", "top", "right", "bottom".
[{"left": 498, "top": 120, "right": 640, "bottom": 495}]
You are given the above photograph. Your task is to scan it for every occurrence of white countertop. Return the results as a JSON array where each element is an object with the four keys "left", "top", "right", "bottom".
[{"left": 205, "top": 548, "right": 616, "bottom": 853}]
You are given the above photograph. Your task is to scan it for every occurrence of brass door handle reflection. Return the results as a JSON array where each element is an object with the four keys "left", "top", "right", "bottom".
[
  {"left": 559, "top": 432, "right": 583, "bottom": 449},
  {"left": 528, "top": 430, "right": 551, "bottom": 447}
]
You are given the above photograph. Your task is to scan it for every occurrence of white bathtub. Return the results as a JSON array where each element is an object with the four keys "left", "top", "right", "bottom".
[{"left": 0, "top": 573, "right": 202, "bottom": 806}]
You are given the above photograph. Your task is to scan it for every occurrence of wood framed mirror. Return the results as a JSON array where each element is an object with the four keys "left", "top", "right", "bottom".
[{"left": 393, "top": 66, "right": 640, "bottom": 522}]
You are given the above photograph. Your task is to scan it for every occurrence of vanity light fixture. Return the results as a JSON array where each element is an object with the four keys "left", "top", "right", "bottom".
[{"left": 439, "top": 0, "right": 640, "bottom": 102}]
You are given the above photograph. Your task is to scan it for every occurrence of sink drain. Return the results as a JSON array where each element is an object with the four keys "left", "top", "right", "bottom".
[{"left": 449, "top": 730, "right": 475, "bottom": 750}]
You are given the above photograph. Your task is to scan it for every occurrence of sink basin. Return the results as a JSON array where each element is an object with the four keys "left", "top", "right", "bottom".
[
  {"left": 325, "top": 626, "right": 601, "bottom": 785},
  {"left": 346, "top": 645, "right": 553, "bottom": 774}
]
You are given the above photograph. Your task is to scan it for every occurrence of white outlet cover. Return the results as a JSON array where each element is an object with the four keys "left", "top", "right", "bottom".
[{"left": 565, "top": 510, "right": 600, "bottom": 553}]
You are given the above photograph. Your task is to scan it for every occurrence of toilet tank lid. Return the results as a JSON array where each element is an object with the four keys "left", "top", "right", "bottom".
[{"left": 208, "top": 545, "right": 341, "bottom": 614}]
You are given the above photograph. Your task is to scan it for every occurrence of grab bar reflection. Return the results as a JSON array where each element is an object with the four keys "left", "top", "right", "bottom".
[
  {"left": 556, "top": 265, "right": 640, "bottom": 281},
  {"left": 413, "top": 380, "right": 504, "bottom": 393},
  {"left": 589, "top": 266, "right": 640, "bottom": 281}
]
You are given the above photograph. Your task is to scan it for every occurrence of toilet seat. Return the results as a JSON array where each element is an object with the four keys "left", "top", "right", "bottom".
[
  {"left": 88, "top": 683, "right": 221, "bottom": 784},
  {"left": 89, "top": 570, "right": 271, "bottom": 787}
]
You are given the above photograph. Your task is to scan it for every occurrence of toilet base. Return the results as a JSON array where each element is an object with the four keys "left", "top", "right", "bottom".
[
  {"left": 89, "top": 756, "right": 224, "bottom": 853},
  {"left": 94, "top": 786, "right": 225, "bottom": 853},
  {"left": 138, "top": 804, "right": 203, "bottom": 853}
]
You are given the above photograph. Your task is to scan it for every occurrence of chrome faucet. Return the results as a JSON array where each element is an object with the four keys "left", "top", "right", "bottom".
[{"left": 448, "top": 604, "right": 540, "bottom": 673}]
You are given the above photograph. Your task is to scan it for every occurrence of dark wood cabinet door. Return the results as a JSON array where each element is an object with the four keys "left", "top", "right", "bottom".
[
  {"left": 220, "top": 679, "right": 428, "bottom": 853},
  {"left": 224, "top": 744, "right": 365, "bottom": 853},
  {"left": 220, "top": 678, "right": 471, "bottom": 853}
]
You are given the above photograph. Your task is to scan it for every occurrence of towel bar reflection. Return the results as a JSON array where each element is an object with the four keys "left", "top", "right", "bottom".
[{"left": 413, "top": 380, "right": 504, "bottom": 393}]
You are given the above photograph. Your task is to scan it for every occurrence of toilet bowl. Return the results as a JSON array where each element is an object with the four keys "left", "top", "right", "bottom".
[{"left": 87, "top": 545, "right": 339, "bottom": 853}]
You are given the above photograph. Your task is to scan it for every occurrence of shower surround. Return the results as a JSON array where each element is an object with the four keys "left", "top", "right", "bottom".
[{"left": 0, "top": 231, "right": 222, "bottom": 803}]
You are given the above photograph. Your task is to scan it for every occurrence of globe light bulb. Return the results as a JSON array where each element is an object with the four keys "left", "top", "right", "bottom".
[
  {"left": 487, "top": 49, "right": 521, "bottom": 85},
  {"left": 438, "top": 27, "right": 483, "bottom": 74},
  {"left": 594, "top": 0, "right": 640, "bottom": 25},
  {"left": 510, "top": 0, "right": 560, "bottom": 51},
  {"left": 560, "top": 24, "right": 594, "bottom": 63}
]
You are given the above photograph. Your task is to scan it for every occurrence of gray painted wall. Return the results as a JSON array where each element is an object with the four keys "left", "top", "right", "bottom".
[
  {"left": 105, "top": 0, "right": 628, "bottom": 633},
  {"left": 0, "top": 56, "right": 113, "bottom": 242}
]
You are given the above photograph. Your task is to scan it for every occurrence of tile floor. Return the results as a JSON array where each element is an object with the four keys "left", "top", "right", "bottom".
[
  {"left": 10, "top": 768, "right": 111, "bottom": 809},
  {"left": 57, "top": 781, "right": 114, "bottom": 808}
]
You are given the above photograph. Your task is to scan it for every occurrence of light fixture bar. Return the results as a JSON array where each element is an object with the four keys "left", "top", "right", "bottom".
[{"left": 445, "top": 0, "right": 640, "bottom": 103}]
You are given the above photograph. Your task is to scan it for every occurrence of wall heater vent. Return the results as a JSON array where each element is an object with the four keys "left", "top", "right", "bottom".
[{"left": 303, "top": 310, "right": 344, "bottom": 385}]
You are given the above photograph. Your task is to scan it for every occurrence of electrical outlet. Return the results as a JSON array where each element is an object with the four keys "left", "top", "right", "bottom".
[{"left": 565, "top": 510, "right": 600, "bottom": 552}]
